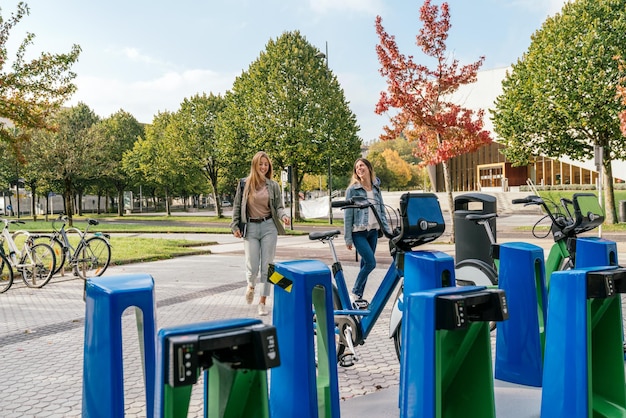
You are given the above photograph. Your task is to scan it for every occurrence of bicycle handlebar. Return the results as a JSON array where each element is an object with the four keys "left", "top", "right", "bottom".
[
  {"left": 331, "top": 197, "right": 370, "bottom": 209},
  {"left": 512, "top": 193, "right": 601, "bottom": 240},
  {"left": 1, "top": 219, "right": 25, "bottom": 227},
  {"left": 332, "top": 197, "right": 395, "bottom": 240},
  {"left": 511, "top": 195, "right": 542, "bottom": 205}
]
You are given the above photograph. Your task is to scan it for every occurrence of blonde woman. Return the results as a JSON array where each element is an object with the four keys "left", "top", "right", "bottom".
[{"left": 231, "top": 151, "right": 291, "bottom": 316}]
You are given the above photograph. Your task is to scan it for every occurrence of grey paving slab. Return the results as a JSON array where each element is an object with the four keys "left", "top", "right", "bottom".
[{"left": 0, "top": 227, "right": 624, "bottom": 417}]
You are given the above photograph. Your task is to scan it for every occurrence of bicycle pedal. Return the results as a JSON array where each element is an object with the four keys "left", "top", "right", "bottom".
[
  {"left": 339, "top": 353, "right": 356, "bottom": 367},
  {"left": 352, "top": 299, "right": 369, "bottom": 310}
]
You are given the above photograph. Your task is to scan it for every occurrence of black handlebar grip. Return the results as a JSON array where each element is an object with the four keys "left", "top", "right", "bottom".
[
  {"left": 511, "top": 198, "right": 530, "bottom": 204},
  {"left": 331, "top": 199, "right": 353, "bottom": 208}
]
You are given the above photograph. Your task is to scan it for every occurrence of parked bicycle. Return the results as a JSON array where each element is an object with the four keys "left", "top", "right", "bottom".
[
  {"left": 33, "top": 215, "right": 112, "bottom": 280},
  {"left": 512, "top": 192, "right": 606, "bottom": 286},
  {"left": 311, "top": 192, "right": 447, "bottom": 367},
  {"left": 0, "top": 219, "right": 56, "bottom": 292}
]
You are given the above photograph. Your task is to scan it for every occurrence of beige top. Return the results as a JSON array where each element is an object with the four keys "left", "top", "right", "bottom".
[{"left": 247, "top": 185, "right": 271, "bottom": 219}]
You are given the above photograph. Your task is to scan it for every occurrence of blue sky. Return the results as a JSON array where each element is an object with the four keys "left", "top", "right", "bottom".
[{"left": 7, "top": 0, "right": 567, "bottom": 143}]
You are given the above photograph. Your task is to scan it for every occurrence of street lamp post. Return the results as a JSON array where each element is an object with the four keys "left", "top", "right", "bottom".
[{"left": 316, "top": 41, "right": 333, "bottom": 224}]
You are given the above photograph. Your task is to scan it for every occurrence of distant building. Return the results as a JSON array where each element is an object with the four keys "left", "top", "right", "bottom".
[{"left": 429, "top": 67, "right": 624, "bottom": 192}]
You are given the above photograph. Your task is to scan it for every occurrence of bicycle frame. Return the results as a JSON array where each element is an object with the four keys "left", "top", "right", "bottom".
[
  {"left": 2, "top": 220, "right": 25, "bottom": 263},
  {"left": 323, "top": 233, "right": 403, "bottom": 343}
]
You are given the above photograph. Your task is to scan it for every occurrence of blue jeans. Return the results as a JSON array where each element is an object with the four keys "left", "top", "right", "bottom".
[
  {"left": 243, "top": 219, "right": 278, "bottom": 297},
  {"left": 351, "top": 229, "right": 378, "bottom": 298}
]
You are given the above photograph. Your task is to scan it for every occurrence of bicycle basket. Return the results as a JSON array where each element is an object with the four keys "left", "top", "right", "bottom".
[
  {"left": 572, "top": 193, "right": 604, "bottom": 234},
  {"left": 395, "top": 192, "right": 445, "bottom": 250}
]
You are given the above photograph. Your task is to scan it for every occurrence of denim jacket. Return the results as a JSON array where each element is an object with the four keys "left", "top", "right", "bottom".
[{"left": 343, "top": 178, "right": 390, "bottom": 247}]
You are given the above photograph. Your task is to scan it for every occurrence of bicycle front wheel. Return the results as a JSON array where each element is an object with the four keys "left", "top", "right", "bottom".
[
  {"left": 73, "top": 237, "right": 111, "bottom": 279},
  {"left": 0, "top": 252, "right": 14, "bottom": 293},
  {"left": 20, "top": 243, "right": 56, "bottom": 288}
]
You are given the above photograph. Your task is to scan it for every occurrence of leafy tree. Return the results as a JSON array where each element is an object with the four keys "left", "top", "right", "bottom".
[
  {"left": 367, "top": 136, "right": 430, "bottom": 190},
  {"left": 369, "top": 136, "right": 421, "bottom": 165},
  {"left": 89, "top": 110, "right": 144, "bottom": 216},
  {"left": 122, "top": 111, "right": 198, "bottom": 215},
  {"left": 493, "top": 0, "right": 626, "bottom": 224},
  {"left": 33, "top": 103, "right": 100, "bottom": 222},
  {"left": 172, "top": 93, "right": 227, "bottom": 217},
  {"left": 0, "top": 2, "right": 80, "bottom": 149},
  {"left": 375, "top": 0, "right": 492, "bottom": 241},
  {"left": 216, "top": 31, "right": 361, "bottom": 220},
  {"left": 367, "top": 151, "right": 393, "bottom": 190},
  {"left": 382, "top": 149, "right": 412, "bottom": 189}
]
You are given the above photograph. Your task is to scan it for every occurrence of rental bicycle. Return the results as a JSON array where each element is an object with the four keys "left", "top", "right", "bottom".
[
  {"left": 310, "top": 192, "right": 446, "bottom": 367},
  {"left": 0, "top": 218, "right": 56, "bottom": 292},
  {"left": 511, "top": 192, "right": 606, "bottom": 286},
  {"left": 33, "top": 215, "right": 112, "bottom": 280}
]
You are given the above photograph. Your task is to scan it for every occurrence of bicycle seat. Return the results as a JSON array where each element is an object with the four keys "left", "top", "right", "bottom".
[{"left": 309, "top": 230, "right": 341, "bottom": 241}]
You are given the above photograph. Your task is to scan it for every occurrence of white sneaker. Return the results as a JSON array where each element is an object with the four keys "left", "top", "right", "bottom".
[
  {"left": 245, "top": 286, "right": 255, "bottom": 304},
  {"left": 257, "top": 303, "right": 268, "bottom": 316}
]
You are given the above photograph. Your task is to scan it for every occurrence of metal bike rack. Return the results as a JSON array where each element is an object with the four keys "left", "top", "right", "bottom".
[
  {"left": 542, "top": 267, "right": 626, "bottom": 417},
  {"left": 495, "top": 242, "right": 548, "bottom": 387},
  {"left": 269, "top": 259, "right": 340, "bottom": 418},
  {"left": 155, "top": 319, "right": 280, "bottom": 418},
  {"left": 400, "top": 285, "right": 508, "bottom": 418}
]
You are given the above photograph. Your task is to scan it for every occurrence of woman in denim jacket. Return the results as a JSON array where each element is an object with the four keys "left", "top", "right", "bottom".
[
  {"left": 230, "top": 151, "right": 291, "bottom": 316},
  {"left": 344, "top": 158, "right": 390, "bottom": 308}
]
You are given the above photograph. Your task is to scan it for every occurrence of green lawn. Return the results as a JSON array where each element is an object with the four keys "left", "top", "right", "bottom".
[{"left": 0, "top": 215, "right": 332, "bottom": 266}]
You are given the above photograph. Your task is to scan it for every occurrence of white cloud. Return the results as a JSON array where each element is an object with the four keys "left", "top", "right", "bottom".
[
  {"left": 67, "top": 69, "right": 236, "bottom": 123},
  {"left": 120, "top": 47, "right": 168, "bottom": 67}
]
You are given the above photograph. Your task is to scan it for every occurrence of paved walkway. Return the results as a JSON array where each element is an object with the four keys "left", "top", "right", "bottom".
[{"left": 0, "top": 221, "right": 624, "bottom": 416}]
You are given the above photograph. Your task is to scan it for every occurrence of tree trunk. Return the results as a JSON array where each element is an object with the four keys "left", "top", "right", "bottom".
[
  {"left": 165, "top": 188, "right": 171, "bottom": 216},
  {"left": 293, "top": 166, "right": 302, "bottom": 221},
  {"left": 45, "top": 194, "right": 50, "bottom": 222},
  {"left": 97, "top": 192, "right": 102, "bottom": 215},
  {"left": 63, "top": 177, "right": 74, "bottom": 225},
  {"left": 603, "top": 157, "right": 616, "bottom": 224},
  {"left": 76, "top": 191, "right": 84, "bottom": 216},
  {"left": 117, "top": 189, "right": 124, "bottom": 216},
  {"left": 29, "top": 182, "right": 37, "bottom": 222},
  {"left": 442, "top": 159, "right": 455, "bottom": 244}
]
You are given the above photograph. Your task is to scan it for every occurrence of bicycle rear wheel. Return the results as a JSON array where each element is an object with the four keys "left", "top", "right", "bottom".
[
  {"left": 73, "top": 236, "right": 111, "bottom": 279},
  {"left": 455, "top": 259, "right": 498, "bottom": 286},
  {"left": 20, "top": 243, "right": 56, "bottom": 288},
  {"left": 0, "top": 252, "right": 14, "bottom": 293},
  {"left": 33, "top": 235, "right": 66, "bottom": 276}
]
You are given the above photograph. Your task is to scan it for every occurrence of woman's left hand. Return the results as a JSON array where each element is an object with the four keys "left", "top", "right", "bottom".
[{"left": 282, "top": 215, "right": 291, "bottom": 226}]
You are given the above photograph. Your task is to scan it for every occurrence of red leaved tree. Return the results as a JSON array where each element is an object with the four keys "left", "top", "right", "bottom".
[{"left": 375, "top": 0, "right": 492, "bottom": 242}]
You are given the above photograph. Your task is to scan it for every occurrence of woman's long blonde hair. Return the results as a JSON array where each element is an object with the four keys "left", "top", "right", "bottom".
[
  {"left": 348, "top": 157, "right": 375, "bottom": 187},
  {"left": 244, "top": 151, "right": 273, "bottom": 200}
]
